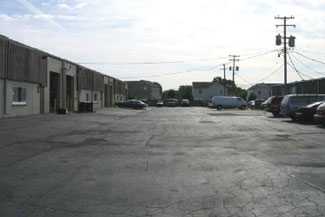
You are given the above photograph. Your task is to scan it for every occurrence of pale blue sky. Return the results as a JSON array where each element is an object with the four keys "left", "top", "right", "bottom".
[{"left": 1, "top": 0, "right": 325, "bottom": 89}]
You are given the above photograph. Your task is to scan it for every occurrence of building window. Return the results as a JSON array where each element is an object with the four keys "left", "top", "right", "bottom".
[
  {"left": 12, "top": 87, "right": 27, "bottom": 105},
  {"left": 94, "top": 93, "right": 98, "bottom": 102},
  {"left": 199, "top": 89, "right": 202, "bottom": 94},
  {"left": 86, "top": 93, "right": 89, "bottom": 102}
]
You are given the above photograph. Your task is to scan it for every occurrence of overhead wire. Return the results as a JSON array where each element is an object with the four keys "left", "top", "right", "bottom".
[
  {"left": 77, "top": 56, "right": 230, "bottom": 65},
  {"left": 287, "top": 53, "right": 313, "bottom": 80},
  {"left": 254, "top": 63, "right": 283, "bottom": 84},
  {"left": 239, "top": 49, "right": 278, "bottom": 62},
  {"left": 120, "top": 62, "right": 231, "bottom": 79},
  {"left": 293, "top": 51, "right": 325, "bottom": 65},
  {"left": 289, "top": 52, "right": 325, "bottom": 77}
]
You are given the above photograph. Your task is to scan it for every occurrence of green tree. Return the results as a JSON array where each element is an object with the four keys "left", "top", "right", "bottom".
[
  {"left": 212, "top": 76, "right": 247, "bottom": 99},
  {"left": 163, "top": 89, "right": 178, "bottom": 99},
  {"left": 247, "top": 92, "right": 257, "bottom": 101},
  {"left": 178, "top": 86, "right": 193, "bottom": 101}
]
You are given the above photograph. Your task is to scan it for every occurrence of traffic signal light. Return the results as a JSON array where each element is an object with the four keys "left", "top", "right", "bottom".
[
  {"left": 289, "top": 35, "right": 295, "bottom": 47},
  {"left": 276, "top": 34, "right": 282, "bottom": 46}
]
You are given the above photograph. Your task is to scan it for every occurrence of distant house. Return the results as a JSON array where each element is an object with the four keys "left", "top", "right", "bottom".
[
  {"left": 192, "top": 81, "right": 227, "bottom": 105},
  {"left": 126, "top": 80, "right": 162, "bottom": 104},
  {"left": 247, "top": 83, "right": 281, "bottom": 101}
]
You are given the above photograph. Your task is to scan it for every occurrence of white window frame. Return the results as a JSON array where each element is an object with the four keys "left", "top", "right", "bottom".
[{"left": 12, "top": 87, "right": 27, "bottom": 106}]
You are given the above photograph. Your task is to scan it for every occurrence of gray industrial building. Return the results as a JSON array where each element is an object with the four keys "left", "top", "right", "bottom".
[
  {"left": 247, "top": 83, "right": 281, "bottom": 101},
  {"left": 0, "top": 35, "right": 128, "bottom": 118},
  {"left": 271, "top": 78, "right": 325, "bottom": 96},
  {"left": 126, "top": 80, "right": 162, "bottom": 104}
]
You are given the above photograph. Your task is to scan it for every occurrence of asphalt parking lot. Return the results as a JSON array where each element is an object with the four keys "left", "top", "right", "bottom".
[{"left": 1, "top": 107, "right": 325, "bottom": 217}]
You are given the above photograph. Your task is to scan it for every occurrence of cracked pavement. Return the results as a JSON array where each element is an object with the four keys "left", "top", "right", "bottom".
[{"left": 1, "top": 107, "right": 325, "bottom": 217}]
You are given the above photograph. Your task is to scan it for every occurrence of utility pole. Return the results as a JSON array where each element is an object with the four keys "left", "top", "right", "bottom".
[
  {"left": 228, "top": 55, "right": 240, "bottom": 84},
  {"left": 275, "top": 16, "right": 295, "bottom": 92},
  {"left": 220, "top": 64, "right": 226, "bottom": 80},
  {"left": 220, "top": 64, "right": 227, "bottom": 95}
]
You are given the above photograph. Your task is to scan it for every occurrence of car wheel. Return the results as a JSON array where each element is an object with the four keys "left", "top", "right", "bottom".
[
  {"left": 272, "top": 112, "right": 279, "bottom": 117},
  {"left": 216, "top": 105, "right": 223, "bottom": 110}
]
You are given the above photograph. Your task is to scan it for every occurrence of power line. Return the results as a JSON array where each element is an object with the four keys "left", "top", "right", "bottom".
[
  {"left": 120, "top": 62, "right": 229, "bottom": 79},
  {"left": 287, "top": 53, "right": 313, "bottom": 80},
  {"left": 77, "top": 56, "right": 230, "bottom": 65},
  {"left": 236, "top": 74, "right": 253, "bottom": 86},
  {"left": 78, "top": 49, "right": 278, "bottom": 66},
  {"left": 254, "top": 64, "right": 283, "bottom": 84},
  {"left": 240, "top": 49, "right": 278, "bottom": 61},
  {"left": 293, "top": 50, "right": 325, "bottom": 65},
  {"left": 295, "top": 49, "right": 325, "bottom": 57},
  {"left": 289, "top": 52, "right": 325, "bottom": 77}
]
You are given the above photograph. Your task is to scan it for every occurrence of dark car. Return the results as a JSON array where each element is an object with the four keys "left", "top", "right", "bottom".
[
  {"left": 293, "top": 101, "right": 324, "bottom": 122},
  {"left": 315, "top": 102, "right": 325, "bottom": 125},
  {"left": 264, "top": 96, "right": 283, "bottom": 117},
  {"left": 117, "top": 100, "right": 147, "bottom": 109},
  {"left": 280, "top": 94, "right": 325, "bottom": 120}
]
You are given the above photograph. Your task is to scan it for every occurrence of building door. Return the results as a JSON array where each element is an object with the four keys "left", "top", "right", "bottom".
[
  {"left": 50, "top": 72, "right": 60, "bottom": 113},
  {"left": 66, "top": 75, "right": 74, "bottom": 112},
  {"left": 40, "top": 86, "right": 45, "bottom": 114},
  {"left": 109, "top": 85, "right": 113, "bottom": 106},
  {"left": 104, "top": 84, "right": 109, "bottom": 107}
]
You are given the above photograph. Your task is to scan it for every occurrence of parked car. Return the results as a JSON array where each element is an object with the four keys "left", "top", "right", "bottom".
[
  {"left": 293, "top": 101, "right": 324, "bottom": 122},
  {"left": 164, "top": 98, "right": 178, "bottom": 107},
  {"left": 211, "top": 96, "right": 247, "bottom": 110},
  {"left": 280, "top": 94, "right": 325, "bottom": 120},
  {"left": 156, "top": 101, "right": 164, "bottom": 107},
  {"left": 181, "top": 99, "right": 190, "bottom": 106},
  {"left": 248, "top": 100, "right": 255, "bottom": 109},
  {"left": 315, "top": 102, "right": 325, "bottom": 125},
  {"left": 117, "top": 99, "right": 147, "bottom": 109},
  {"left": 248, "top": 99, "right": 265, "bottom": 109},
  {"left": 263, "top": 96, "right": 283, "bottom": 117}
]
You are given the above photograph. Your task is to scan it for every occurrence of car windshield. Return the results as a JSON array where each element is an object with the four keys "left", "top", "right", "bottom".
[{"left": 264, "top": 97, "right": 274, "bottom": 104}]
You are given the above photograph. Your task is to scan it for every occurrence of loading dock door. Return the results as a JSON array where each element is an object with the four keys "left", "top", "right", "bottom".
[
  {"left": 66, "top": 75, "right": 74, "bottom": 112},
  {"left": 105, "top": 84, "right": 109, "bottom": 107},
  {"left": 50, "top": 72, "right": 60, "bottom": 113}
]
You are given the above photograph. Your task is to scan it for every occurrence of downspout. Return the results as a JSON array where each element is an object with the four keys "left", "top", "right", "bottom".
[
  {"left": 91, "top": 71, "right": 94, "bottom": 112},
  {"left": 61, "top": 60, "right": 65, "bottom": 111},
  {"left": 3, "top": 39, "right": 9, "bottom": 114}
]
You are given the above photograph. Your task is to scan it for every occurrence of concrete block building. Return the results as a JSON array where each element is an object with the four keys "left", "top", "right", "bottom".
[
  {"left": 0, "top": 34, "right": 128, "bottom": 118},
  {"left": 126, "top": 80, "right": 162, "bottom": 104},
  {"left": 192, "top": 81, "right": 228, "bottom": 105},
  {"left": 247, "top": 83, "right": 281, "bottom": 101},
  {"left": 114, "top": 79, "right": 128, "bottom": 104},
  {"left": 271, "top": 78, "right": 325, "bottom": 96}
]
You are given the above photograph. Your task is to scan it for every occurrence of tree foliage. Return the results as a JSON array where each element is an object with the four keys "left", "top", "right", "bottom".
[
  {"left": 178, "top": 86, "right": 193, "bottom": 101},
  {"left": 213, "top": 76, "right": 248, "bottom": 99},
  {"left": 162, "top": 89, "right": 178, "bottom": 99}
]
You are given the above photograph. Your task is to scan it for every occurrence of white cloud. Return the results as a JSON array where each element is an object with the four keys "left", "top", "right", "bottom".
[{"left": 1, "top": 0, "right": 325, "bottom": 89}]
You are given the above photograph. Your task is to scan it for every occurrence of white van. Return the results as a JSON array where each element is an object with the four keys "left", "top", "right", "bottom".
[{"left": 211, "top": 96, "right": 247, "bottom": 110}]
